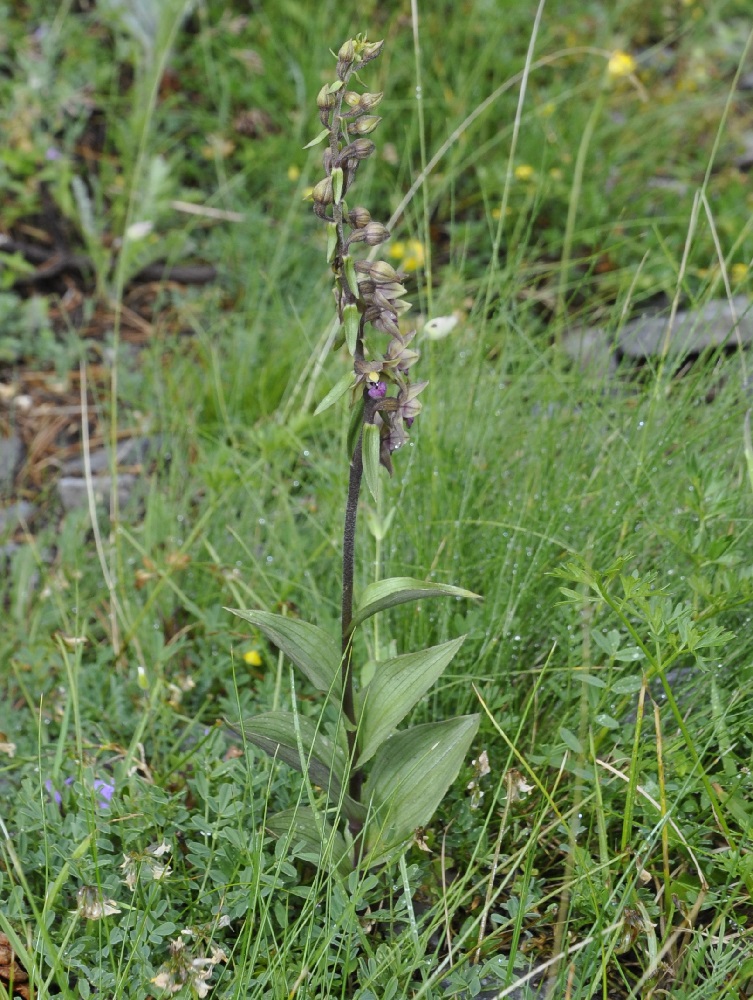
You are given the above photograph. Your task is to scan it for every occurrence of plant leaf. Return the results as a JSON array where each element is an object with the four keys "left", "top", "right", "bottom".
[
  {"left": 303, "top": 128, "right": 329, "bottom": 149},
  {"left": 232, "top": 711, "right": 366, "bottom": 823},
  {"left": 362, "top": 422, "right": 381, "bottom": 501},
  {"left": 228, "top": 711, "right": 366, "bottom": 819},
  {"left": 362, "top": 714, "right": 479, "bottom": 861},
  {"left": 227, "top": 609, "right": 341, "bottom": 701},
  {"left": 350, "top": 577, "right": 481, "bottom": 633},
  {"left": 314, "top": 371, "right": 355, "bottom": 416},
  {"left": 559, "top": 726, "right": 583, "bottom": 754},
  {"left": 331, "top": 166, "right": 344, "bottom": 204},
  {"left": 342, "top": 302, "right": 359, "bottom": 355},
  {"left": 357, "top": 636, "right": 466, "bottom": 763},
  {"left": 265, "top": 807, "right": 350, "bottom": 876}
]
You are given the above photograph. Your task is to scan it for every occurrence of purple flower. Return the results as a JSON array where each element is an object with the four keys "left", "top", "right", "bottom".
[
  {"left": 45, "top": 779, "right": 63, "bottom": 806},
  {"left": 46, "top": 775, "right": 115, "bottom": 811},
  {"left": 367, "top": 380, "right": 387, "bottom": 399},
  {"left": 94, "top": 779, "right": 116, "bottom": 810}
]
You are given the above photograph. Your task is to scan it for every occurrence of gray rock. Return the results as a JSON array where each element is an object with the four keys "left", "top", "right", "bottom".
[
  {"left": 57, "top": 473, "right": 137, "bottom": 512},
  {"left": 0, "top": 500, "right": 35, "bottom": 535},
  {"left": 619, "top": 296, "right": 753, "bottom": 358},
  {"left": 60, "top": 435, "right": 158, "bottom": 476},
  {"left": 561, "top": 324, "right": 617, "bottom": 377},
  {"left": 564, "top": 297, "right": 753, "bottom": 373},
  {"left": 0, "top": 432, "right": 23, "bottom": 493}
]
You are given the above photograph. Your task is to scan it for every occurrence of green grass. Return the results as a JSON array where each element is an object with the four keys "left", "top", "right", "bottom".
[{"left": 1, "top": 0, "right": 753, "bottom": 997}]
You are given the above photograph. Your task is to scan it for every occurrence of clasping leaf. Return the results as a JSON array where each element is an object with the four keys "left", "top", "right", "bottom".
[
  {"left": 356, "top": 636, "right": 466, "bottom": 763},
  {"left": 227, "top": 609, "right": 342, "bottom": 702},
  {"left": 349, "top": 577, "right": 480, "bottom": 633},
  {"left": 362, "top": 714, "right": 480, "bottom": 862}
]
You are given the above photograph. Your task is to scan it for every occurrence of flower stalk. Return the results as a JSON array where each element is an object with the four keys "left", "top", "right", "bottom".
[
  {"left": 311, "top": 36, "right": 427, "bottom": 795},
  {"left": 229, "top": 35, "right": 479, "bottom": 873}
]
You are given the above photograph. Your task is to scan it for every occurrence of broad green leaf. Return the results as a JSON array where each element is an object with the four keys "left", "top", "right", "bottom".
[
  {"left": 227, "top": 609, "right": 341, "bottom": 701},
  {"left": 362, "top": 714, "right": 479, "bottom": 860},
  {"left": 265, "top": 807, "right": 350, "bottom": 876},
  {"left": 229, "top": 712, "right": 366, "bottom": 823},
  {"left": 230, "top": 710, "right": 345, "bottom": 790},
  {"left": 362, "top": 422, "right": 381, "bottom": 501},
  {"left": 314, "top": 371, "right": 355, "bottom": 416},
  {"left": 350, "top": 577, "right": 481, "bottom": 633},
  {"left": 357, "top": 636, "right": 465, "bottom": 764},
  {"left": 559, "top": 726, "right": 583, "bottom": 754}
]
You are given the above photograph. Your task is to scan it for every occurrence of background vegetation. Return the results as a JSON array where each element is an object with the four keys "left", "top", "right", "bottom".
[{"left": 1, "top": 0, "right": 753, "bottom": 997}]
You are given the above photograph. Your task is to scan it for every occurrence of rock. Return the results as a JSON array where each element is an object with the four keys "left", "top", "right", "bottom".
[
  {"left": 57, "top": 474, "right": 137, "bottom": 512},
  {"left": 618, "top": 296, "right": 753, "bottom": 358},
  {"left": 60, "top": 435, "right": 158, "bottom": 476},
  {"left": 734, "top": 130, "right": 753, "bottom": 170},
  {"left": 0, "top": 500, "right": 35, "bottom": 535},
  {"left": 561, "top": 324, "right": 618, "bottom": 377},
  {"left": 0, "top": 432, "right": 23, "bottom": 493},
  {"left": 564, "top": 297, "right": 753, "bottom": 373}
]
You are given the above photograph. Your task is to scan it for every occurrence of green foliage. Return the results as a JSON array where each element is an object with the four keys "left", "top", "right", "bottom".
[{"left": 2, "top": 1, "right": 753, "bottom": 997}]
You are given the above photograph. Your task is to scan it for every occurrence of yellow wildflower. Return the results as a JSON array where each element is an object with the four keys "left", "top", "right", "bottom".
[
  {"left": 287, "top": 164, "right": 301, "bottom": 181},
  {"left": 243, "top": 649, "right": 263, "bottom": 667},
  {"left": 607, "top": 50, "right": 637, "bottom": 79},
  {"left": 731, "top": 263, "right": 749, "bottom": 284},
  {"left": 514, "top": 164, "right": 535, "bottom": 182},
  {"left": 388, "top": 238, "right": 425, "bottom": 272}
]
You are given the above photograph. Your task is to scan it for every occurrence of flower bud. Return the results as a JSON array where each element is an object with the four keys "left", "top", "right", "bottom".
[
  {"left": 343, "top": 91, "right": 383, "bottom": 113},
  {"left": 361, "top": 221, "right": 390, "bottom": 246},
  {"left": 348, "top": 116, "right": 381, "bottom": 136},
  {"left": 346, "top": 138, "right": 376, "bottom": 160},
  {"left": 359, "top": 92, "right": 383, "bottom": 112},
  {"left": 316, "top": 85, "right": 336, "bottom": 109},
  {"left": 360, "top": 40, "right": 385, "bottom": 64},
  {"left": 312, "top": 177, "right": 333, "bottom": 205},
  {"left": 338, "top": 39, "right": 356, "bottom": 63},
  {"left": 348, "top": 206, "right": 371, "bottom": 228},
  {"left": 369, "top": 260, "right": 401, "bottom": 284}
]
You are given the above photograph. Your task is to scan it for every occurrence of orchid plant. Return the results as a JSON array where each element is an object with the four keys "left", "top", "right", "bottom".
[{"left": 229, "top": 36, "right": 480, "bottom": 872}]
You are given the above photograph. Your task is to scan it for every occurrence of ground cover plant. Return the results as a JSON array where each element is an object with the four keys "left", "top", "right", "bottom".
[{"left": 1, "top": 1, "right": 753, "bottom": 998}]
